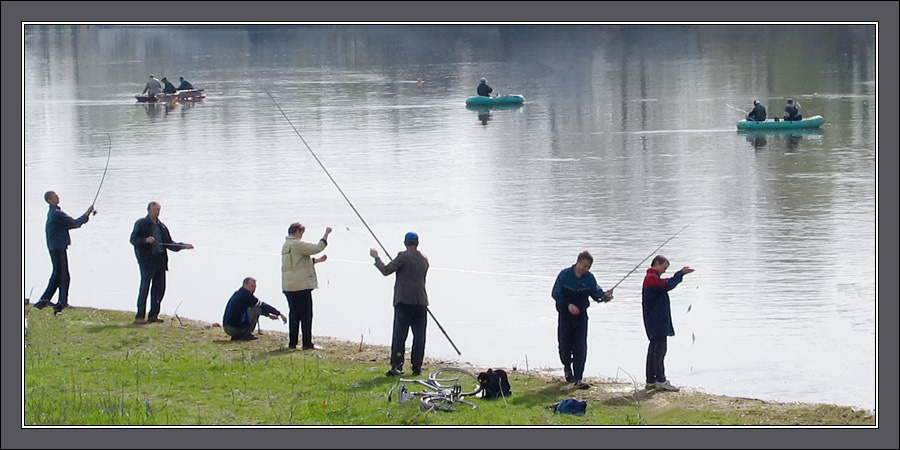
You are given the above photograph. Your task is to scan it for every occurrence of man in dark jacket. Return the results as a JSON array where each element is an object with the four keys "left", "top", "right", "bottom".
[
  {"left": 177, "top": 77, "right": 194, "bottom": 90},
  {"left": 129, "top": 202, "right": 193, "bottom": 324},
  {"left": 746, "top": 100, "right": 767, "bottom": 121},
  {"left": 223, "top": 277, "right": 286, "bottom": 341},
  {"left": 783, "top": 99, "right": 802, "bottom": 121},
  {"left": 160, "top": 77, "right": 177, "bottom": 94},
  {"left": 477, "top": 77, "right": 493, "bottom": 97},
  {"left": 35, "top": 191, "right": 94, "bottom": 313},
  {"left": 551, "top": 251, "right": 613, "bottom": 389},
  {"left": 370, "top": 232, "right": 430, "bottom": 376},
  {"left": 641, "top": 255, "right": 694, "bottom": 392}
]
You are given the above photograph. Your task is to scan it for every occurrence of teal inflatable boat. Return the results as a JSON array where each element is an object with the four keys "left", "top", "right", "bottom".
[
  {"left": 465, "top": 95, "right": 525, "bottom": 107},
  {"left": 737, "top": 115, "right": 825, "bottom": 130}
]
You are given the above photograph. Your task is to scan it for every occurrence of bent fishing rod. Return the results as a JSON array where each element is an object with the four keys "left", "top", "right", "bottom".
[
  {"left": 90, "top": 132, "right": 112, "bottom": 215},
  {"left": 603, "top": 222, "right": 693, "bottom": 296},
  {"left": 263, "top": 88, "right": 462, "bottom": 356}
]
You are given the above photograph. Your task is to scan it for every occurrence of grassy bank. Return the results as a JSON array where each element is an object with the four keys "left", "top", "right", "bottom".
[{"left": 23, "top": 307, "right": 873, "bottom": 426}]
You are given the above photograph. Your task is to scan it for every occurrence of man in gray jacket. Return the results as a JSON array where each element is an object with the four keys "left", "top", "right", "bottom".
[{"left": 370, "top": 232, "right": 429, "bottom": 376}]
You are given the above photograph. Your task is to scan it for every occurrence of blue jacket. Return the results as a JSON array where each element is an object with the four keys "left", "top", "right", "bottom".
[
  {"left": 45, "top": 206, "right": 88, "bottom": 250},
  {"left": 223, "top": 287, "right": 281, "bottom": 328},
  {"left": 641, "top": 268, "right": 685, "bottom": 339},
  {"left": 551, "top": 266, "right": 605, "bottom": 313}
]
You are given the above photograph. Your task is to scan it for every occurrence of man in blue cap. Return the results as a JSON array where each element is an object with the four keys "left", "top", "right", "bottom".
[{"left": 370, "top": 232, "right": 430, "bottom": 376}]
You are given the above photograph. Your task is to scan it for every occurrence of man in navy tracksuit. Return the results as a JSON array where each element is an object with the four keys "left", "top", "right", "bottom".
[
  {"left": 551, "top": 251, "right": 613, "bottom": 389},
  {"left": 223, "top": 277, "right": 286, "bottom": 341},
  {"left": 642, "top": 255, "right": 694, "bottom": 392},
  {"left": 35, "top": 191, "right": 94, "bottom": 314}
]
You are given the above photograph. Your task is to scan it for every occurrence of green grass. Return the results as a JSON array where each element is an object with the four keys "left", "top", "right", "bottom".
[{"left": 23, "top": 307, "right": 874, "bottom": 426}]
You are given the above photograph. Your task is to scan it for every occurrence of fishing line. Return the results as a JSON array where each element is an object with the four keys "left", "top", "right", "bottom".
[
  {"left": 198, "top": 245, "right": 555, "bottom": 279},
  {"left": 90, "top": 132, "right": 112, "bottom": 215},
  {"left": 263, "top": 89, "right": 463, "bottom": 355}
]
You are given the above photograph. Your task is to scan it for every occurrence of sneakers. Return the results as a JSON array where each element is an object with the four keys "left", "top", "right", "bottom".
[
  {"left": 412, "top": 368, "right": 422, "bottom": 376},
  {"left": 133, "top": 318, "right": 148, "bottom": 325},
  {"left": 573, "top": 380, "right": 591, "bottom": 389},
  {"left": 656, "top": 380, "right": 680, "bottom": 392},
  {"left": 644, "top": 382, "right": 657, "bottom": 390},
  {"left": 385, "top": 368, "right": 404, "bottom": 376},
  {"left": 148, "top": 317, "right": 165, "bottom": 323},
  {"left": 302, "top": 344, "right": 324, "bottom": 350},
  {"left": 564, "top": 366, "right": 575, "bottom": 383},
  {"left": 33, "top": 299, "right": 53, "bottom": 310}
]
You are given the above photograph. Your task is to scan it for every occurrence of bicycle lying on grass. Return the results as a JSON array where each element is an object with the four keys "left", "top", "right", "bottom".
[{"left": 387, "top": 368, "right": 484, "bottom": 412}]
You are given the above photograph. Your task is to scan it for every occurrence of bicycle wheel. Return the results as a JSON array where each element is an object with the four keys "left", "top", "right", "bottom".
[
  {"left": 421, "top": 395, "right": 478, "bottom": 412},
  {"left": 429, "top": 367, "right": 483, "bottom": 397}
]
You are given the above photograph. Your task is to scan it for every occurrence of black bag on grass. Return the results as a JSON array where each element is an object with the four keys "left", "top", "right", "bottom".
[{"left": 477, "top": 368, "right": 512, "bottom": 399}]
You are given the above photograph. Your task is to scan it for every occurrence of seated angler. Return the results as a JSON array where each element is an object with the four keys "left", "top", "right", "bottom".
[
  {"left": 783, "top": 99, "right": 802, "bottom": 121},
  {"left": 160, "top": 77, "right": 178, "bottom": 94},
  {"left": 222, "top": 277, "right": 287, "bottom": 341},
  {"left": 177, "top": 76, "right": 194, "bottom": 91},
  {"left": 746, "top": 100, "right": 766, "bottom": 122}
]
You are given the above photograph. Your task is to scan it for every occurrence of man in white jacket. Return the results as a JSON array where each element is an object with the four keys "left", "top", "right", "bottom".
[{"left": 281, "top": 222, "right": 331, "bottom": 350}]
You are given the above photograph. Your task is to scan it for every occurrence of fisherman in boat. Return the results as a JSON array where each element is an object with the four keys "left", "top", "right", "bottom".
[
  {"left": 177, "top": 77, "right": 194, "bottom": 91},
  {"left": 141, "top": 74, "right": 162, "bottom": 97},
  {"left": 746, "top": 99, "right": 767, "bottom": 122},
  {"left": 477, "top": 77, "right": 493, "bottom": 97},
  {"left": 783, "top": 99, "right": 802, "bottom": 121},
  {"left": 160, "top": 77, "right": 178, "bottom": 94}
]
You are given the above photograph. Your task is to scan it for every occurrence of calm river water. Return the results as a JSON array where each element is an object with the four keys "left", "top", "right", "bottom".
[{"left": 23, "top": 25, "right": 876, "bottom": 411}]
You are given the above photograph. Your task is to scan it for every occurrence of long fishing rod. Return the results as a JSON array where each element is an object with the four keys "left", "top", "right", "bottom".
[
  {"left": 90, "top": 132, "right": 112, "bottom": 215},
  {"left": 263, "top": 88, "right": 462, "bottom": 356},
  {"left": 605, "top": 222, "right": 693, "bottom": 294}
]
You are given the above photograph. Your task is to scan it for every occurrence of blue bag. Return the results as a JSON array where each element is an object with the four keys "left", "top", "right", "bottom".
[{"left": 550, "top": 398, "right": 587, "bottom": 415}]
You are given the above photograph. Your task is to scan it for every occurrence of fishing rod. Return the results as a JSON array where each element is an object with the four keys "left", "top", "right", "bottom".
[
  {"left": 90, "top": 132, "right": 112, "bottom": 215},
  {"left": 263, "top": 88, "right": 462, "bottom": 356},
  {"left": 604, "top": 222, "right": 693, "bottom": 295}
]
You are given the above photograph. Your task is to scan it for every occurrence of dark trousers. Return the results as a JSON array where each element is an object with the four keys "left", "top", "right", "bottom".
[
  {"left": 391, "top": 303, "right": 427, "bottom": 372},
  {"left": 284, "top": 290, "right": 314, "bottom": 349},
  {"left": 136, "top": 262, "right": 167, "bottom": 320},
  {"left": 646, "top": 336, "right": 668, "bottom": 384},
  {"left": 557, "top": 309, "right": 589, "bottom": 380},
  {"left": 223, "top": 306, "right": 262, "bottom": 339},
  {"left": 40, "top": 248, "right": 70, "bottom": 305}
]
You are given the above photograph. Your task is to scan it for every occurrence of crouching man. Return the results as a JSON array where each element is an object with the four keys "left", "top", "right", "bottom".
[{"left": 223, "top": 277, "right": 286, "bottom": 341}]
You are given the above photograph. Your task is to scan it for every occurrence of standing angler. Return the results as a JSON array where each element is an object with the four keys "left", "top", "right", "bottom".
[
  {"left": 642, "top": 255, "right": 694, "bottom": 392},
  {"left": 370, "top": 232, "right": 430, "bottom": 376},
  {"left": 35, "top": 191, "right": 94, "bottom": 314},
  {"left": 129, "top": 201, "right": 193, "bottom": 324},
  {"left": 281, "top": 222, "right": 332, "bottom": 350},
  {"left": 551, "top": 251, "right": 613, "bottom": 389}
]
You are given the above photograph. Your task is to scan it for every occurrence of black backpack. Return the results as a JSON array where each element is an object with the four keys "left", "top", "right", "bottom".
[{"left": 477, "top": 368, "right": 512, "bottom": 399}]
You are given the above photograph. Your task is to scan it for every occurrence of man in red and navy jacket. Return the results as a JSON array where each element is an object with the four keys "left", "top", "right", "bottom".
[{"left": 642, "top": 255, "right": 694, "bottom": 392}]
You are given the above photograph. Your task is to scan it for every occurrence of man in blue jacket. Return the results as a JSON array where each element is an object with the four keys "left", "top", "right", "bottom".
[
  {"left": 35, "top": 191, "right": 94, "bottom": 314},
  {"left": 551, "top": 251, "right": 613, "bottom": 389},
  {"left": 642, "top": 255, "right": 694, "bottom": 392},
  {"left": 223, "top": 277, "right": 286, "bottom": 341}
]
